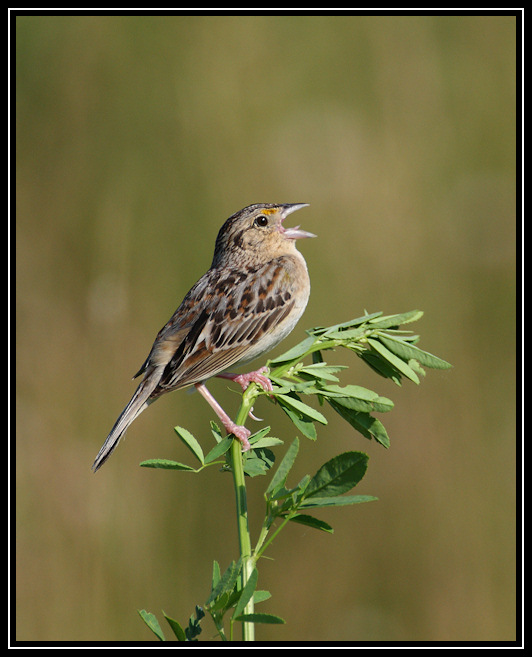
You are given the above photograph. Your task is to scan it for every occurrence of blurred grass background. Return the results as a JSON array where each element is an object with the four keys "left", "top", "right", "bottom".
[{"left": 14, "top": 14, "right": 517, "bottom": 643}]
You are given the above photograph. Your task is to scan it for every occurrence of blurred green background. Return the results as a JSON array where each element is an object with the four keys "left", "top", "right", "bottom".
[{"left": 15, "top": 14, "right": 517, "bottom": 643}]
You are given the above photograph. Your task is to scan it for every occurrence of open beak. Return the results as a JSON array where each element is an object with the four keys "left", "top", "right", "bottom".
[{"left": 279, "top": 203, "right": 316, "bottom": 240}]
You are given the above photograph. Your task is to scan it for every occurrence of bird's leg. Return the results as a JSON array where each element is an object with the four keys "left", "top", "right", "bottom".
[
  {"left": 217, "top": 366, "right": 274, "bottom": 393},
  {"left": 194, "top": 382, "right": 251, "bottom": 451}
]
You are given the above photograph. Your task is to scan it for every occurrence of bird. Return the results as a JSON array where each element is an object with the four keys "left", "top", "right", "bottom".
[{"left": 92, "top": 203, "right": 315, "bottom": 472}]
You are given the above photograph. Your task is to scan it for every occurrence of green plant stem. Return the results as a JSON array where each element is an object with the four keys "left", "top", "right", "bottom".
[{"left": 229, "top": 384, "right": 258, "bottom": 641}]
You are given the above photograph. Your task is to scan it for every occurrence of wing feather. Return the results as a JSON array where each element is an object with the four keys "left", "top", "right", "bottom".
[{"left": 148, "top": 258, "right": 295, "bottom": 393}]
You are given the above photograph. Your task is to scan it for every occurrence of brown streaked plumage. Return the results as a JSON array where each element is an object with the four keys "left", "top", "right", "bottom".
[{"left": 92, "top": 203, "right": 315, "bottom": 472}]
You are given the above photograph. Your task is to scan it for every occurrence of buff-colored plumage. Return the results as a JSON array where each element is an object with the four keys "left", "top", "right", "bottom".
[{"left": 92, "top": 203, "right": 315, "bottom": 471}]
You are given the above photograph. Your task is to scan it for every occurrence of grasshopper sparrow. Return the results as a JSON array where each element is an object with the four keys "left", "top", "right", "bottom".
[{"left": 92, "top": 203, "right": 315, "bottom": 471}]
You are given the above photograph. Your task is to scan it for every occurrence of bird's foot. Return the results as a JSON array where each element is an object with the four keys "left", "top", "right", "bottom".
[
  {"left": 223, "top": 421, "right": 251, "bottom": 452},
  {"left": 218, "top": 367, "right": 273, "bottom": 393}
]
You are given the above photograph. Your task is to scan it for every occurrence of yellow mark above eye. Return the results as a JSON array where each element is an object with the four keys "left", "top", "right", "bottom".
[{"left": 262, "top": 208, "right": 277, "bottom": 215}]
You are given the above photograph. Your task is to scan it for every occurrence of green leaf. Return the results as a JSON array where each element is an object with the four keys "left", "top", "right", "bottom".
[
  {"left": 276, "top": 393, "right": 327, "bottom": 424},
  {"left": 139, "top": 459, "right": 196, "bottom": 471},
  {"left": 298, "top": 363, "right": 348, "bottom": 381},
  {"left": 367, "top": 338, "right": 420, "bottom": 383},
  {"left": 269, "top": 337, "right": 339, "bottom": 370},
  {"left": 163, "top": 611, "right": 186, "bottom": 641},
  {"left": 242, "top": 448, "right": 275, "bottom": 477},
  {"left": 206, "top": 559, "right": 241, "bottom": 609},
  {"left": 248, "top": 426, "right": 271, "bottom": 443},
  {"left": 377, "top": 334, "right": 452, "bottom": 370},
  {"left": 359, "top": 351, "right": 404, "bottom": 384},
  {"left": 322, "top": 395, "right": 375, "bottom": 414},
  {"left": 253, "top": 590, "right": 272, "bottom": 604},
  {"left": 233, "top": 568, "right": 259, "bottom": 619},
  {"left": 184, "top": 606, "right": 205, "bottom": 641},
  {"left": 266, "top": 437, "right": 299, "bottom": 496},
  {"left": 211, "top": 560, "right": 221, "bottom": 591},
  {"left": 273, "top": 475, "right": 311, "bottom": 508},
  {"left": 296, "top": 473, "right": 312, "bottom": 497},
  {"left": 278, "top": 401, "right": 317, "bottom": 439},
  {"left": 306, "top": 452, "right": 369, "bottom": 499},
  {"left": 248, "top": 427, "right": 282, "bottom": 450},
  {"left": 367, "top": 309, "right": 424, "bottom": 329},
  {"left": 327, "top": 401, "right": 391, "bottom": 447},
  {"left": 289, "top": 513, "right": 334, "bottom": 533},
  {"left": 268, "top": 380, "right": 298, "bottom": 394},
  {"left": 320, "top": 327, "right": 366, "bottom": 340},
  {"left": 316, "top": 384, "right": 394, "bottom": 413},
  {"left": 276, "top": 380, "right": 319, "bottom": 394},
  {"left": 174, "top": 426, "right": 205, "bottom": 465},
  {"left": 204, "top": 437, "right": 233, "bottom": 463},
  {"left": 321, "top": 384, "right": 385, "bottom": 401},
  {"left": 310, "top": 311, "right": 382, "bottom": 336},
  {"left": 327, "top": 394, "right": 393, "bottom": 415},
  {"left": 251, "top": 437, "right": 284, "bottom": 449},
  {"left": 269, "top": 336, "right": 316, "bottom": 364},
  {"left": 210, "top": 421, "right": 223, "bottom": 443},
  {"left": 234, "top": 613, "right": 285, "bottom": 625},
  {"left": 138, "top": 609, "right": 165, "bottom": 641},
  {"left": 409, "top": 358, "right": 426, "bottom": 378},
  {"left": 267, "top": 485, "right": 291, "bottom": 502},
  {"left": 300, "top": 494, "right": 378, "bottom": 508}
]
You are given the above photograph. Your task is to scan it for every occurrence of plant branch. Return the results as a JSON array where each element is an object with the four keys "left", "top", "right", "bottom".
[
  {"left": 229, "top": 383, "right": 259, "bottom": 641},
  {"left": 137, "top": 310, "right": 451, "bottom": 642}
]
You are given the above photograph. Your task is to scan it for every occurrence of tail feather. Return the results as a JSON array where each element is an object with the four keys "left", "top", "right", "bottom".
[{"left": 92, "top": 373, "right": 160, "bottom": 472}]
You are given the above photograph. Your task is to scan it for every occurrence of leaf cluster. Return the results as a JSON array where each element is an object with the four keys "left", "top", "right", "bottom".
[
  {"left": 137, "top": 310, "right": 451, "bottom": 640},
  {"left": 139, "top": 559, "right": 282, "bottom": 642},
  {"left": 139, "top": 439, "right": 375, "bottom": 641},
  {"left": 140, "top": 424, "right": 281, "bottom": 478},
  {"left": 258, "top": 438, "right": 376, "bottom": 549},
  {"left": 266, "top": 310, "right": 451, "bottom": 448}
]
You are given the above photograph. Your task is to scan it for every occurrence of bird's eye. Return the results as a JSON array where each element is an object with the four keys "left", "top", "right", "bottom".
[{"left": 254, "top": 215, "right": 269, "bottom": 228}]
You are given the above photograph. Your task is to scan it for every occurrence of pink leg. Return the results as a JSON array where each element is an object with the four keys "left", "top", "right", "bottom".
[
  {"left": 217, "top": 366, "right": 274, "bottom": 393},
  {"left": 194, "top": 382, "right": 251, "bottom": 451}
]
